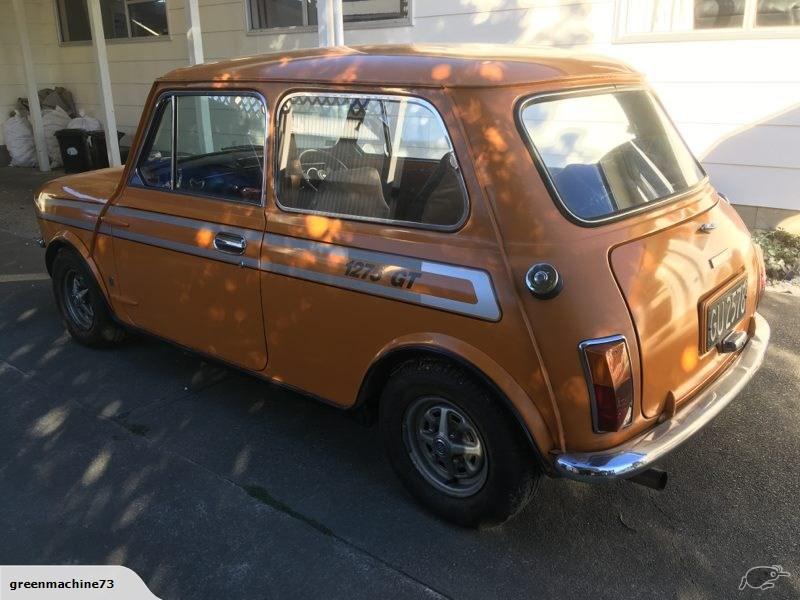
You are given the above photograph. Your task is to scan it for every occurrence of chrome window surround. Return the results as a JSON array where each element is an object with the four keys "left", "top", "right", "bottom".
[
  {"left": 129, "top": 90, "right": 269, "bottom": 207},
  {"left": 578, "top": 334, "right": 634, "bottom": 434},
  {"left": 273, "top": 90, "right": 470, "bottom": 232},
  {"left": 515, "top": 84, "right": 709, "bottom": 228}
]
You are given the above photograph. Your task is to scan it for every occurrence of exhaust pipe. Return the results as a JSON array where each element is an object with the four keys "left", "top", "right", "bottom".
[{"left": 628, "top": 468, "right": 668, "bottom": 491}]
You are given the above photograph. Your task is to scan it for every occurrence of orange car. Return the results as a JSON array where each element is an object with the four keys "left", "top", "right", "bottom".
[{"left": 35, "top": 45, "right": 770, "bottom": 527}]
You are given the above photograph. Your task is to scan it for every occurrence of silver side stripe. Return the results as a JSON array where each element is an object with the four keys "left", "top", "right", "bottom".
[
  {"left": 39, "top": 213, "right": 96, "bottom": 232},
  {"left": 37, "top": 197, "right": 103, "bottom": 232},
  {"left": 108, "top": 206, "right": 263, "bottom": 242},
  {"left": 263, "top": 234, "right": 501, "bottom": 322},
  {"left": 39, "top": 197, "right": 103, "bottom": 212},
  {"left": 103, "top": 206, "right": 262, "bottom": 269},
  {"left": 45, "top": 201, "right": 500, "bottom": 321},
  {"left": 113, "top": 227, "right": 260, "bottom": 269}
]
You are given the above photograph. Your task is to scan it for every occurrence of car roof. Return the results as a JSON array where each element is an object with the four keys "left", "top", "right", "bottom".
[{"left": 158, "top": 44, "right": 638, "bottom": 88}]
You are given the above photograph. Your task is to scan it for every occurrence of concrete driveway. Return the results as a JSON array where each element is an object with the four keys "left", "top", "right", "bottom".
[{"left": 1, "top": 167, "right": 798, "bottom": 599}]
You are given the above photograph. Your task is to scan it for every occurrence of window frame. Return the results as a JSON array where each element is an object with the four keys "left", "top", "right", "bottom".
[
  {"left": 514, "top": 84, "right": 709, "bottom": 228},
  {"left": 129, "top": 89, "right": 269, "bottom": 207},
  {"left": 614, "top": 0, "right": 800, "bottom": 43},
  {"left": 54, "top": 0, "right": 172, "bottom": 46},
  {"left": 245, "top": 0, "right": 413, "bottom": 35},
  {"left": 272, "top": 89, "right": 470, "bottom": 232}
]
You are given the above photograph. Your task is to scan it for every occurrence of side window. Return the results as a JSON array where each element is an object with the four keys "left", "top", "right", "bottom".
[
  {"left": 133, "top": 93, "right": 267, "bottom": 203},
  {"left": 136, "top": 98, "right": 173, "bottom": 189},
  {"left": 276, "top": 93, "right": 468, "bottom": 228}
]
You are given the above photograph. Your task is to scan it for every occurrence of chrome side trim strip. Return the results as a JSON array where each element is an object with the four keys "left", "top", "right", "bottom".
[
  {"left": 38, "top": 213, "right": 96, "bottom": 232},
  {"left": 109, "top": 226, "right": 260, "bottom": 269},
  {"left": 38, "top": 197, "right": 104, "bottom": 211},
  {"left": 555, "top": 313, "right": 770, "bottom": 481},
  {"left": 263, "top": 234, "right": 501, "bottom": 321},
  {"left": 36, "top": 197, "right": 103, "bottom": 230},
  {"left": 48, "top": 200, "right": 499, "bottom": 320},
  {"left": 108, "top": 206, "right": 263, "bottom": 241}
]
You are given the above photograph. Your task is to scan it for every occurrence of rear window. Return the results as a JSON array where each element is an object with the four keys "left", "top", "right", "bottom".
[{"left": 519, "top": 88, "right": 704, "bottom": 223}]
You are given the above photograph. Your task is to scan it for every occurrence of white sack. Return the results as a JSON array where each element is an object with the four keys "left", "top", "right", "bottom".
[
  {"left": 67, "top": 112, "right": 101, "bottom": 131},
  {"left": 42, "top": 105, "right": 71, "bottom": 168},
  {"left": 2, "top": 111, "right": 37, "bottom": 167}
]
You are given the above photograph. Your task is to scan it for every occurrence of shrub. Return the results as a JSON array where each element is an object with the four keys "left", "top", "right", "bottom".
[{"left": 752, "top": 229, "right": 800, "bottom": 281}]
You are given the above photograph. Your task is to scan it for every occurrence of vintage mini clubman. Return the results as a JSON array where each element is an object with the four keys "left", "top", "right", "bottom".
[{"left": 35, "top": 45, "right": 770, "bottom": 527}]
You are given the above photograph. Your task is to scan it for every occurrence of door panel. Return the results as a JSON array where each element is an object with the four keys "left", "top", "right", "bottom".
[
  {"left": 107, "top": 89, "right": 269, "bottom": 371},
  {"left": 105, "top": 191, "right": 268, "bottom": 371}
]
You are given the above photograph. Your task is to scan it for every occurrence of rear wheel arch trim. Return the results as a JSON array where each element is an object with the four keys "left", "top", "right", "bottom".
[{"left": 356, "top": 341, "right": 556, "bottom": 474}]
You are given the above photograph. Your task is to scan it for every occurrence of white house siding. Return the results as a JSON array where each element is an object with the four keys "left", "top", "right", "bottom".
[
  {"left": 0, "top": 0, "right": 798, "bottom": 223},
  {"left": 0, "top": 1, "right": 31, "bottom": 127}
]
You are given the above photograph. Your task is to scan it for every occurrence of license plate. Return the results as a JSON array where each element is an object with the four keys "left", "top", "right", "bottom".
[{"left": 704, "top": 279, "right": 748, "bottom": 351}]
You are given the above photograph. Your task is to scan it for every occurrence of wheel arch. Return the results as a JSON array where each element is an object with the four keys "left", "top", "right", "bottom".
[
  {"left": 45, "top": 232, "right": 111, "bottom": 304},
  {"left": 355, "top": 337, "right": 557, "bottom": 475}
]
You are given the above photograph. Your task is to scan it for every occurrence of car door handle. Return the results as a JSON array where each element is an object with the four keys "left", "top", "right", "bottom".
[{"left": 213, "top": 232, "right": 247, "bottom": 255}]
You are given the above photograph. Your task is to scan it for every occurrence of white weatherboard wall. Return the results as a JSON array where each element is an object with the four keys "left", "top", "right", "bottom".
[
  {"left": 0, "top": 0, "right": 798, "bottom": 219},
  {"left": 0, "top": 0, "right": 190, "bottom": 144},
  {"left": 0, "top": 0, "right": 30, "bottom": 129}
]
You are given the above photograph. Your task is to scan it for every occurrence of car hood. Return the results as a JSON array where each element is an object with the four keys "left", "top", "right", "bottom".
[{"left": 37, "top": 167, "right": 124, "bottom": 207}]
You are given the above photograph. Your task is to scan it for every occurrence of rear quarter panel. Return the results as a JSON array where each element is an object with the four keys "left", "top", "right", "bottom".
[{"left": 449, "top": 80, "right": 732, "bottom": 453}]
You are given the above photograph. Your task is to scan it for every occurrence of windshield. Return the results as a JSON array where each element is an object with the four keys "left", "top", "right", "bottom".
[{"left": 519, "top": 88, "right": 705, "bottom": 222}]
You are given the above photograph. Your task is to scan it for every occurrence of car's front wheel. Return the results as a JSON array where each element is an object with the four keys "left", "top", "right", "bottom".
[
  {"left": 380, "top": 358, "right": 541, "bottom": 528},
  {"left": 51, "top": 248, "right": 124, "bottom": 347}
]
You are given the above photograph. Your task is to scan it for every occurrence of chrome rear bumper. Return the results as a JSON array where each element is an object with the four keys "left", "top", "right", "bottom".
[{"left": 555, "top": 312, "right": 770, "bottom": 482}]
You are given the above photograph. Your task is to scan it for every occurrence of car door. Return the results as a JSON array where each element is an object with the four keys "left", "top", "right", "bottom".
[{"left": 104, "top": 90, "right": 269, "bottom": 371}]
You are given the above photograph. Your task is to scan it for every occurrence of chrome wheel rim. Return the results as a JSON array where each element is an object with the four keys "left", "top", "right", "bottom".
[
  {"left": 63, "top": 269, "right": 94, "bottom": 331},
  {"left": 402, "top": 397, "right": 488, "bottom": 498}
]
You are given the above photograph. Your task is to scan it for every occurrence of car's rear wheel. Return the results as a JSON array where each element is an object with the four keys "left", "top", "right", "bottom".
[
  {"left": 380, "top": 358, "right": 541, "bottom": 528},
  {"left": 52, "top": 248, "right": 124, "bottom": 347}
]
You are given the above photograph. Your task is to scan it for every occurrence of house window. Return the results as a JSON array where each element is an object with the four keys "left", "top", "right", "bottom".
[
  {"left": 248, "top": 0, "right": 409, "bottom": 31},
  {"left": 757, "top": 0, "right": 800, "bottom": 25},
  {"left": 55, "top": 0, "right": 169, "bottom": 43},
  {"left": 342, "top": 0, "right": 409, "bottom": 23},
  {"left": 617, "top": 0, "right": 800, "bottom": 38}
]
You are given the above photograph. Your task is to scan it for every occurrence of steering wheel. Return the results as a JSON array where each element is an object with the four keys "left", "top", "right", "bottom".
[{"left": 298, "top": 148, "right": 348, "bottom": 190}]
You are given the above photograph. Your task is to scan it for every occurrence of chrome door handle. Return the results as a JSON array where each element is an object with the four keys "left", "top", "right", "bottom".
[{"left": 213, "top": 232, "right": 247, "bottom": 255}]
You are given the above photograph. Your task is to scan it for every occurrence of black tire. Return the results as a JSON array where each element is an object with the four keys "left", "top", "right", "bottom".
[
  {"left": 380, "top": 358, "right": 541, "bottom": 528},
  {"left": 51, "top": 248, "right": 124, "bottom": 347}
]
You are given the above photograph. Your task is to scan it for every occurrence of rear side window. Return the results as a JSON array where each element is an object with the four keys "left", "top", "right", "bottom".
[
  {"left": 519, "top": 88, "right": 704, "bottom": 223},
  {"left": 275, "top": 93, "right": 468, "bottom": 229},
  {"left": 132, "top": 93, "right": 267, "bottom": 204}
]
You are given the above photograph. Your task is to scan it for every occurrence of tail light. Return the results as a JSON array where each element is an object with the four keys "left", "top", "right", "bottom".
[
  {"left": 753, "top": 243, "right": 767, "bottom": 307},
  {"left": 579, "top": 336, "right": 634, "bottom": 433}
]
